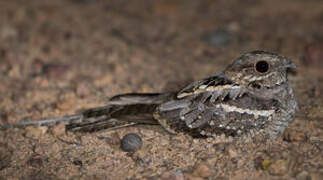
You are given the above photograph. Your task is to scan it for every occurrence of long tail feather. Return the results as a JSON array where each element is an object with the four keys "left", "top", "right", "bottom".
[
  {"left": 0, "top": 93, "right": 173, "bottom": 132},
  {"left": 66, "top": 104, "right": 160, "bottom": 132},
  {"left": 0, "top": 115, "right": 82, "bottom": 130},
  {"left": 66, "top": 93, "right": 173, "bottom": 132}
]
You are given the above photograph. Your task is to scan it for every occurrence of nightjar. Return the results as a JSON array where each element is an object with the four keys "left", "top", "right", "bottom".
[{"left": 2, "top": 51, "right": 298, "bottom": 141}]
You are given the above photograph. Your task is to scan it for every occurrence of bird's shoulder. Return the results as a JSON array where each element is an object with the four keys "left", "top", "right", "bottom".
[{"left": 176, "top": 73, "right": 245, "bottom": 102}]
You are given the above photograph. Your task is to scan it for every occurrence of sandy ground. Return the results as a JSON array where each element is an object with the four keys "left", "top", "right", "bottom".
[{"left": 0, "top": 0, "right": 323, "bottom": 179}]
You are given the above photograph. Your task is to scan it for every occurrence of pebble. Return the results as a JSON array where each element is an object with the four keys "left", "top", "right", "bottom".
[
  {"left": 175, "top": 170, "right": 185, "bottom": 180},
  {"left": 184, "top": 173, "right": 203, "bottom": 180},
  {"left": 227, "top": 147, "right": 238, "bottom": 158},
  {"left": 25, "top": 126, "right": 48, "bottom": 138},
  {"left": 228, "top": 22, "right": 240, "bottom": 32},
  {"left": 94, "top": 73, "right": 113, "bottom": 88},
  {"left": 192, "top": 162, "right": 212, "bottom": 178},
  {"left": 132, "top": 150, "right": 152, "bottom": 166},
  {"left": 261, "top": 160, "right": 273, "bottom": 170},
  {"left": 282, "top": 129, "right": 306, "bottom": 142},
  {"left": 206, "top": 155, "right": 218, "bottom": 165},
  {"left": 160, "top": 172, "right": 176, "bottom": 180},
  {"left": 56, "top": 101, "right": 72, "bottom": 111},
  {"left": 27, "top": 155, "right": 44, "bottom": 167},
  {"left": 42, "top": 63, "right": 70, "bottom": 78},
  {"left": 51, "top": 122, "right": 66, "bottom": 137},
  {"left": 103, "top": 132, "right": 121, "bottom": 148},
  {"left": 8, "top": 65, "right": 21, "bottom": 78},
  {"left": 201, "top": 29, "right": 232, "bottom": 47},
  {"left": 120, "top": 133, "right": 142, "bottom": 152},
  {"left": 56, "top": 98, "right": 76, "bottom": 111},
  {"left": 310, "top": 172, "right": 323, "bottom": 180},
  {"left": 76, "top": 83, "right": 90, "bottom": 98},
  {"left": 160, "top": 170, "right": 184, "bottom": 180},
  {"left": 296, "top": 171, "right": 311, "bottom": 180},
  {"left": 253, "top": 156, "right": 264, "bottom": 170},
  {"left": 72, "top": 159, "right": 83, "bottom": 167},
  {"left": 268, "top": 160, "right": 289, "bottom": 176}
]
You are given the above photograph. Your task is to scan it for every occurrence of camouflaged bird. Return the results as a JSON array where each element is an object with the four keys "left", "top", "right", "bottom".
[{"left": 1, "top": 51, "right": 297, "bottom": 141}]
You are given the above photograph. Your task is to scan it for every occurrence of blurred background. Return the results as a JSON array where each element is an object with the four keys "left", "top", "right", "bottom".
[{"left": 0, "top": 0, "right": 323, "bottom": 179}]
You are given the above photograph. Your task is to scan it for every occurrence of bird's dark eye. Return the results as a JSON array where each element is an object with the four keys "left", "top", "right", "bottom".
[{"left": 255, "top": 61, "right": 269, "bottom": 73}]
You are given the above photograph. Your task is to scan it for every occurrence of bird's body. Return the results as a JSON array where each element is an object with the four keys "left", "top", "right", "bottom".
[{"left": 2, "top": 51, "right": 298, "bottom": 141}]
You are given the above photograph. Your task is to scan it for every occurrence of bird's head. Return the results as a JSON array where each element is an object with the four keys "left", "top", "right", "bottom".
[{"left": 225, "top": 51, "right": 296, "bottom": 97}]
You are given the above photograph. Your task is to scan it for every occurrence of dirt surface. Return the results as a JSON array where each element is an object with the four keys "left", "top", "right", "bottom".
[{"left": 1, "top": 0, "right": 323, "bottom": 179}]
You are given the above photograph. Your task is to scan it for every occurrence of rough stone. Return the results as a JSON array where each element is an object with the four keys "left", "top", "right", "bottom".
[
  {"left": 51, "top": 122, "right": 66, "bottom": 137},
  {"left": 192, "top": 162, "right": 212, "bottom": 178},
  {"left": 25, "top": 126, "right": 48, "bottom": 138},
  {"left": 296, "top": 171, "right": 311, "bottom": 180},
  {"left": 268, "top": 160, "right": 289, "bottom": 176}
]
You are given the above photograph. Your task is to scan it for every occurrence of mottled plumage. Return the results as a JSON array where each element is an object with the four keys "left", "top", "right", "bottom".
[
  {"left": 153, "top": 51, "right": 297, "bottom": 140},
  {"left": 1, "top": 51, "right": 297, "bottom": 141}
]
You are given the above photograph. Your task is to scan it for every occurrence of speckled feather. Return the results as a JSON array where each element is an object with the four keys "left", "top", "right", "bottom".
[
  {"left": 2, "top": 51, "right": 297, "bottom": 141},
  {"left": 65, "top": 51, "right": 297, "bottom": 141},
  {"left": 154, "top": 51, "right": 297, "bottom": 140}
]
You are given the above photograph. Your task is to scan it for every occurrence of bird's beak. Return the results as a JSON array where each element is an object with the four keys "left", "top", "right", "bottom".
[{"left": 284, "top": 60, "right": 297, "bottom": 69}]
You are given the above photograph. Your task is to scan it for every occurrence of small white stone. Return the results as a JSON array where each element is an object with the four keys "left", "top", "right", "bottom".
[{"left": 209, "top": 121, "right": 215, "bottom": 126}]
